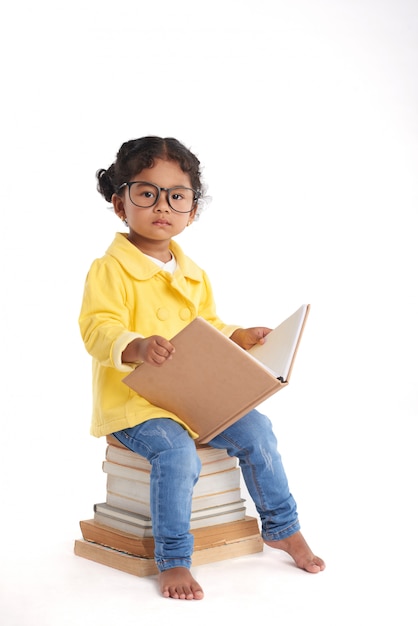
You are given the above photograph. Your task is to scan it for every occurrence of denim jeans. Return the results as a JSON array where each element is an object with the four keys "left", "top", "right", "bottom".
[{"left": 113, "top": 409, "right": 300, "bottom": 572}]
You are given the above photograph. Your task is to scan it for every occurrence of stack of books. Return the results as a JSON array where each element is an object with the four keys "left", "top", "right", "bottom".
[{"left": 75, "top": 436, "right": 263, "bottom": 576}]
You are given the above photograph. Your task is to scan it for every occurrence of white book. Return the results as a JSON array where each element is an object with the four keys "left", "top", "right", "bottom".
[
  {"left": 94, "top": 512, "right": 154, "bottom": 537},
  {"left": 93, "top": 501, "right": 247, "bottom": 537},
  {"left": 247, "top": 304, "right": 309, "bottom": 380},
  {"left": 105, "top": 443, "right": 237, "bottom": 474},
  {"left": 94, "top": 502, "right": 153, "bottom": 525},
  {"left": 104, "top": 464, "right": 241, "bottom": 497},
  {"left": 106, "top": 487, "right": 243, "bottom": 516}
]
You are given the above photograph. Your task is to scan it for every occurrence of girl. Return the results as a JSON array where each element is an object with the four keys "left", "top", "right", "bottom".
[{"left": 79, "top": 136, "right": 325, "bottom": 600}]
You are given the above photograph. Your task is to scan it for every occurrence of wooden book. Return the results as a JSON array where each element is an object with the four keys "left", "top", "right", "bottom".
[
  {"left": 74, "top": 533, "right": 263, "bottom": 577},
  {"left": 123, "top": 305, "right": 309, "bottom": 443},
  {"left": 79, "top": 515, "right": 261, "bottom": 558},
  {"left": 74, "top": 540, "right": 157, "bottom": 577}
]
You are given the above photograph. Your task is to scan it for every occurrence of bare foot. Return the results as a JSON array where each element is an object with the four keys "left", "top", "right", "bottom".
[
  {"left": 265, "top": 531, "right": 325, "bottom": 573},
  {"left": 159, "top": 567, "right": 204, "bottom": 600}
]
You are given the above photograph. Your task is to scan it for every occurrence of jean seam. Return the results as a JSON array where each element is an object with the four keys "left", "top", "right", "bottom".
[
  {"left": 211, "top": 432, "right": 271, "bottom": 517},
  {"left": 262, "top": 519, "right": 300, "bottom": 541}
]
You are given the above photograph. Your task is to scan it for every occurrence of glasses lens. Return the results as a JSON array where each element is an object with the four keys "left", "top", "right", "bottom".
[
  {"left": 128, "top": 183, "right": 196, "bottom": 212},
  {"left": 129, "top": 182, "right": 159, "bottom": 207},
  {"left": 168, "top": 187, "right": 195, "bottom": 213}
]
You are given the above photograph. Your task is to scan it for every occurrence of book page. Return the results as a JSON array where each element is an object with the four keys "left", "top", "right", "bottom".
[{"left": 247, "top": 305, "right": 309, "bottom": 381}]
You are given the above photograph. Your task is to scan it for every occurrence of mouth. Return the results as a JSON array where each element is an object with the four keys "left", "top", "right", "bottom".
[{"left": 152, "top": 219, "right": 171, "bottom": 226}]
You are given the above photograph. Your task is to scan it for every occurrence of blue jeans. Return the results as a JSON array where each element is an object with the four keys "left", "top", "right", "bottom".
[{"left": 113, "top": 409, "right": 300, "bottom": 572}]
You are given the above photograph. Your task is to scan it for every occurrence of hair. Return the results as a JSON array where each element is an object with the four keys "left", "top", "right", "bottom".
[{"left": 96, "top": 136, "right": 208, "bottom": 218}]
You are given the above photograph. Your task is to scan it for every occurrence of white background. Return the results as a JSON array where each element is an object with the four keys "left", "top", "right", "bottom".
[{"left": 1, "top": 1, "right": 417, "bottom": 624}]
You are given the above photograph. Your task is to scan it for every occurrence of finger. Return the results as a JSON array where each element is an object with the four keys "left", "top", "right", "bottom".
[{"left": 156, "top": 340, "right": 175, "bottom": 355}]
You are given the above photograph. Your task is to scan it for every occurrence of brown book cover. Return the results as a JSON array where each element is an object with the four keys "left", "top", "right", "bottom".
[
  {"left": 74, "top": 539, "right": 158, "bottom": 577},
  {"left": 79, "top": 516, "right": 261, "bottom": 558},
  {"left": 74, "top": 532, "right": 263, "bottom": 577},
  {"left": 123, "top": 305, "right": 309, "bottom": 443}
]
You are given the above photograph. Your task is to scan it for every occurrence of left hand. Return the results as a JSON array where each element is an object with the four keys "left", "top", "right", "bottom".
[{"left": 230, "top": 326, "right": 272, "bottom": 350}]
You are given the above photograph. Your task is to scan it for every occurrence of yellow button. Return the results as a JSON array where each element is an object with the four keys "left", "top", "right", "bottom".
[
  {"left": 156, "top": 308, "right": 169, "bottom": 321},
  {"left": 180, "top": 308, "right": 192, "bottom": 321}
]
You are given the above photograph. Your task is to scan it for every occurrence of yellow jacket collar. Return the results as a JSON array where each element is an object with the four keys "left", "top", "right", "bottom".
[{"left": 106, "top": 233, "right": 202, "bottom": 281}]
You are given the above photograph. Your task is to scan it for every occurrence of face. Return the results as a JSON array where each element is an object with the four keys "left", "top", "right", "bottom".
[{"left": 112, "top": 158, "right": 197, "bottom": 250}]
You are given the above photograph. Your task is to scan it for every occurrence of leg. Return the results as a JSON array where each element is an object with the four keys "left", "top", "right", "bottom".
[
  {"left": 208, "top": 409, "right": 325, "bottom": 573},
  {"left": 113, "top": 419, "right": 205, "bottom": 598}
]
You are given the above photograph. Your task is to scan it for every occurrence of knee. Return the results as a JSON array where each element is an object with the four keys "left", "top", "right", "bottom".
[
  {"left": 249, "top": 411, "right": 278, "bottom": 451},
  {"left": 214, "top": 409, "right": 277, "bottom": 455}
]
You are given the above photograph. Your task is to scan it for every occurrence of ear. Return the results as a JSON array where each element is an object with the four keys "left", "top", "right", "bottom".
[
  {"left": 187, "top": 205, "right": 198, "bottom": 225},
  {"left": 112, "top": 193, "right": 126, "bottom": 221}
]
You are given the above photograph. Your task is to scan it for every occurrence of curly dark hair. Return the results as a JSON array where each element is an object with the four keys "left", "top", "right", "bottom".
[{"left": 96, "top": 136, "right": 203, "bottom": 203}]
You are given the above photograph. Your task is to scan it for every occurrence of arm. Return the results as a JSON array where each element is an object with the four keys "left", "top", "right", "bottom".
[
  {"left": 79, "top": 259, "right": 143, "bottom": 370},
  {"left": 80, "top": 258, "right": 176, "bottom": 369}
]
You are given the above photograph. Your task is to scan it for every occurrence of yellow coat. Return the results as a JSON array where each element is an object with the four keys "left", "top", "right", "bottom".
[{"left": 79, "top": 233, "right": 240, "bottom": 438}]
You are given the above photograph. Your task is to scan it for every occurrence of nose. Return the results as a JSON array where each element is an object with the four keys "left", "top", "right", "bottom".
[{"left": 155, "top": 188, "right": 171, "bottom": 212}]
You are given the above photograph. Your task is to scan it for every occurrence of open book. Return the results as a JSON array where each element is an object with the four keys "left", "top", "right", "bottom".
[{"left": 123, "top": 304, "right": 310, "bottom": 443}]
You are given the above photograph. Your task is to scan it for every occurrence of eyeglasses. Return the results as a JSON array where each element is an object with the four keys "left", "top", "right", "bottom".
[{"left": 118, "top": 181, "right": 200, "bottom": 214}]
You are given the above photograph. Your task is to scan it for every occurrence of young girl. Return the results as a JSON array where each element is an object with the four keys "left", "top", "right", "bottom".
[{"left": 79, "top": 136, "right": 325, "bottom": 600}]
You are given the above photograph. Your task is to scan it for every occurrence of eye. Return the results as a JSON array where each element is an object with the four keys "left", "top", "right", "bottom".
[
  {"left": 129, "top": 182, "right": 159, "bottom": 207},
  {"left": 135, "top": 184, "right": 157, "bottom": 198},
  {"left": 170, "top": 187, "right": 194, "bottom": 201},
  {"left": 171, "top": 192, "right": 185, "bottom": 201}
]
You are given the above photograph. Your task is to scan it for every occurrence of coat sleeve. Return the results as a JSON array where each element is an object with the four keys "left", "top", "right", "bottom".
[{"left": 78, "top": 258, "right": 141, "bottom": 372}]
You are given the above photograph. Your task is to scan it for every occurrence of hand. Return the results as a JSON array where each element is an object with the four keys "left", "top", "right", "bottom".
[
  {"left": 230, "top": 327, "right": 272, "bottom": 350},
  {"left": 122, "top": 336, "right": 175, "bottom": 366}
]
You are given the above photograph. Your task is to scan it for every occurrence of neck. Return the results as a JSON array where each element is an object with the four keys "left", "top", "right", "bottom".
[{"left": 127, "top": 233, "right": 172, "bottom": 263}]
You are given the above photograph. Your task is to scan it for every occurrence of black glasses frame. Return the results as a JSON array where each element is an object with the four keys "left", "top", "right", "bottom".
[{"left": 118, "top": 181, "right": 200, "bottom": 214}]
